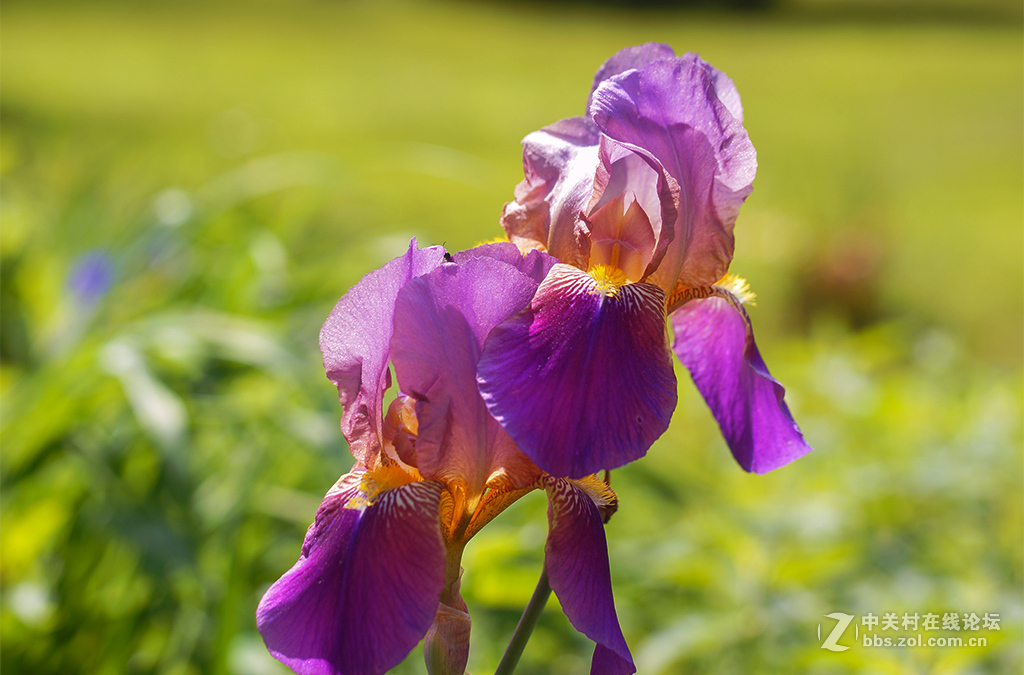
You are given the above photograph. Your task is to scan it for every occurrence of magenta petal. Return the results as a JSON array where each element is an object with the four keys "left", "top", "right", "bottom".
[
  {"left": 670, "top": 294, "right": 812, "bottom": 474},
  {"left": 590, "top": 54, "right": 756, "bottom": 290},
  {"left": 477, "top": 264, "right": 677, "bottom": 478},
  {"left": 392, "top": 256, "right": 542, "bottom": 492},
  {"left": 543, "top": 477, "right": 634, "bottom": 674},
  {"left": 319, "top": 240, "right": 446, "bottom": 464},
  {"left": 257, "top": 477, "right": 446, "bottom": 675},
  {"left": 501, "top": 117, "right": 600, "bottom": 266}
]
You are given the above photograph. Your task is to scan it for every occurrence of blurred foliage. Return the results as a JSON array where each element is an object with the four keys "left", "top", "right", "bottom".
[{"left": 1, "top": 1, "right": 1021, "bottom": 674}]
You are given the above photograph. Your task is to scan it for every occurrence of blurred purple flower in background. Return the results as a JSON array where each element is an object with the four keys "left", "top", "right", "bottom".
[
  {"left": 478, "top": 44, "right": 812, "bottom": 477},
  {"left": 67, "top": 250, "right": 115, "bottom": 305},
  {"left": 258, "top": 241, "right": 634, "bottom": 675}
]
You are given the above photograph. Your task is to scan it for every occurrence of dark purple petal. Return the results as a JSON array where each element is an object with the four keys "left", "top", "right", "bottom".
[
  {"left": 670, "top": 292, "right": 812, "bottom": 473},
  {"left": 501, "top": 117, "right": 600, "bottom": 267},
  {"left": 543, "top": 477, "right": 634, "bottom": 674},
  {"left": 319, "top": 240, "right": 446, "bottom": 465},
  {"left": 587, "top": 42, "right": 677, "bottom": 112},
  {"left": 257, "top": 475, "right": 446, "bottom": 675},
  {"left": 590, "top": 54, "right": 756, "bottom": 290},
  {"left": 477, "top": 264, "right": 677, "bottom": 478},
  {"left": 392, "top": 256, "right": 543, "bottom": 494}
]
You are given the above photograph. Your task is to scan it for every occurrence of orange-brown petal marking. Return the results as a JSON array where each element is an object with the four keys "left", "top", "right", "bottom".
[{"left": 463, "top": 484, "right": 538, "bottom": 542}]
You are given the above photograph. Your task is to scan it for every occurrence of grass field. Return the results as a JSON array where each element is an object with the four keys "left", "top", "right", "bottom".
[{"left": 2, "top": 1, "right": 1021, "bottom": 674}]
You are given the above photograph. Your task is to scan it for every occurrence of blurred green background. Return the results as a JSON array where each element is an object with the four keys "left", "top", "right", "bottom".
[{"left": 2, "top": 0, "right": 1021, "bottom": 673}]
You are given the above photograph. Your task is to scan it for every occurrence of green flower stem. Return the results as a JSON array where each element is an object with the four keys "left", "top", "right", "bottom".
[{"left": 494, "top": 566, "right": 552, "bottom": 675}]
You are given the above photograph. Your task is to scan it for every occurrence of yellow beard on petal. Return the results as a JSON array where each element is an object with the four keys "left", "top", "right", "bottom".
[
  {"left": 347, "top": 464, "right": 420, "bottom": 509},
  {"left": 587, "top": 264, "right": 630, "bottom": 297},
  {"left": 716, "top": 273, "right": 757, "bottom": 306}
]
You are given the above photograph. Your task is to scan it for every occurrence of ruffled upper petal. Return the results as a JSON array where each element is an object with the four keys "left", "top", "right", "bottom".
[
  {"left": 319, "top": 240, "right": 446, "bottom": 465},
  {"left": 257, "top": 475, "right": 446, "bottom": 675},
  {"left": 543, "top": 477, "right": 634, "bottom": 674},
  {"left": 670, "top": 291, "right": 812, "bottom": 473},
  {"left": 477, "top": 264, "right": 677, "bottom": 478},
  {"left": 590, "top": 53, "right": 756, "bottom": 291},
  {"left": 500, "top": 117, "right": 600, "bottom": 267},
  {"left": 391, "top": 255, "right": 544, "bottom": 495},
  {"left": 587, "top": 42, "right": 678, "bottom": 112}
]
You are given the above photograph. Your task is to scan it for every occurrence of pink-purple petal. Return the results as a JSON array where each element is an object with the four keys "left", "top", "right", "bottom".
[
  {"left": 670, "top": 293, "right": 812, "bottom": 474},
  {"left": 590, "top": 54, "right": 756, "bottom": 290},
  {"left": 451, "top": 241, "right": 557, "bottom": 285},
  {"left": 319, "top": 240, "right": 446, "bottom": 465},
  {"left": 392, "top": 256, "right": 543, "bottom": 493},
  {"left": 257, "top": 477, "right": 446, "bottom": 675},
  {"left": 477, "top": 264, "right": 677, "bottom": 478},
  {"left": 543, "top": 477, "right": 635, "bottom": 674},
  {"left": 501, "top": 117, "right": 600, "bottom": 266}
]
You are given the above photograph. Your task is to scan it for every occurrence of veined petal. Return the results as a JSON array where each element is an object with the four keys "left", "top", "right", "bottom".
[
  {"left": 543, "top": 477, "right": 635, "bottom": 675},
  {"left": 670, "top": 290, "right": 812, "bottom": 474},
  {"left": 320, "top": 240, "right": 446, "bottom": 465},
  {"left": 477, "top": 264, "right": 677, "bottom": 478},
  {"left": 501, "top": 117, "right": 600, "bottom": 267},
  {"left": 590, "top": 53, "right": 756, "bottom": 291},
  {"left": 392, "top": 256, "right": 543, "bottom": 496},
  {"left": 257, "top": 475, "right": 446, "bottom": 675}
]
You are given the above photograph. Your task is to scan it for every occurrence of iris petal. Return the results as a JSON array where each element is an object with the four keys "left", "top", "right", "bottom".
[
  {"left": 590, "top": 52, "right": 756, "bottom": 291},
  {"left": 392, "top": 255, "right": 543, "bottom": 494},
  {"left": 543, "top": 477, "right": 635, "bottom": 675},
  {"left": 670, "top": 291, "right": 812, "bottom": 473},
  {"left": 500, "top": 117, "right": 601, "bottom": 267},
  {"left": 319, "top": 240, "right": 446, "bottom": 465},
  {"left": 478, "top": 264, "right": 677, "bottom": 478},
  {"left": 257, "top": 476, "right": 446, "bottom": 675}
]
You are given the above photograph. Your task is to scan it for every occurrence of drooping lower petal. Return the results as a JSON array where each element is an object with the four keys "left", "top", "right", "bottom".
[
  {"left": 478, "top": 264, "right": 677, "bottom": 478},
  {"left": 670, "top": 290, "right": 812, "bottom": 474},
  {"left": 392, "top": 255, "right": 543, "bottom": 495},
  {"left": 319, "top": 240, "right": 446, "bottom": 465},
  {"left": 543, "top": 477, "right": 634, "bottom": 675},
  {"left": 257, "top": 475, "right": 446, "bottom": 675}
]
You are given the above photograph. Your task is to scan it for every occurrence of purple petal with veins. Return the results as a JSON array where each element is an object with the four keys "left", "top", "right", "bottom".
[
  {"left": 257, "top": 476, "right": 446, "bottom": 675},
  {"left": 670, "top": 293, "right": 812, "bottom": 473},
  {"left": 478, "top": 264, "right": 676, "bottom": 478},
  {"left": 543, "top": 477, "right": 635, "bottom": 674}
]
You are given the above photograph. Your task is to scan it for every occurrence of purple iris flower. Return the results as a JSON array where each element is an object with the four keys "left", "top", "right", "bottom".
[
  {"left": 477, "top": 44, "right": 812, "bottom": 478},
  {"left": 257, "top": 241, "right": 635, "bottom": 675}
]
